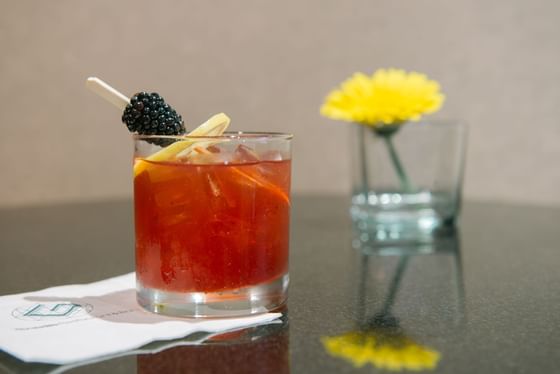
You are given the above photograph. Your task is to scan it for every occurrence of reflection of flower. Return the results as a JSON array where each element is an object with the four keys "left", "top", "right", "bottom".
[
  {"left": 320, "top": 68, "right": 444, "bottom": 127},
  {"left": 322, "top": 253, "right": 441, "bottom": 371},
  {"left": 322, "top": 328, "right": 440, "bottom": 371}
]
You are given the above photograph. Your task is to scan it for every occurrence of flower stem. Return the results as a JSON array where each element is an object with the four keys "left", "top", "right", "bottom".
[
  {"left": 359, "top": 126, "right": 370, "bottom": 198},
  {"left": 380, "top": 132, "right": 414, "bottom": 193}
]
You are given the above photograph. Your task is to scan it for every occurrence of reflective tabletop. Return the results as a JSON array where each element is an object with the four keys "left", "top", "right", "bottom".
[{"left": 1, "top": 196, "right": 559, "bottom": 373}]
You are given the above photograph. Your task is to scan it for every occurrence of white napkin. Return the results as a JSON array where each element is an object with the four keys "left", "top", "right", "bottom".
[{"left": 0, "top": 273, "right": 281, "bottom": 365}]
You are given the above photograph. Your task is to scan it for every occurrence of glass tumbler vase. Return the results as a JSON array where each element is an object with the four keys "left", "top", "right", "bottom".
[{"left": 350, "top": 121, "right": 466, "bottom": 244}]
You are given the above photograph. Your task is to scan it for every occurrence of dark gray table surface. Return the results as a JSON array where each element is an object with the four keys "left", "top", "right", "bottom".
[{"left": 0, "top": 195, "right": 559, "bottom": 373}]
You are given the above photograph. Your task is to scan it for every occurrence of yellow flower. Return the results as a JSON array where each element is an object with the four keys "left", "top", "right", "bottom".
[
  {"left": 320, "top": 68, "right": 445, "bottom": 127},
  {"left": 322, "top": 331, "right": 441, "bottom": 371}
]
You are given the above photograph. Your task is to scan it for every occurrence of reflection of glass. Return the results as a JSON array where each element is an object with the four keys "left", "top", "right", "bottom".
[
  {"left": 137, "top": 316, "right": 289, "bottom": 374},
  {"left": 133, "top": 133, "right": 292, "bottom": 318},
  {"left": 323, "top": 230, "right": 464, "bottom": 371}
]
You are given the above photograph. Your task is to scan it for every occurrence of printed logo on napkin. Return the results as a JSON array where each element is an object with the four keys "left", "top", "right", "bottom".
[{"left": 12, "top": 303, "right": 93, "bottom": 322}]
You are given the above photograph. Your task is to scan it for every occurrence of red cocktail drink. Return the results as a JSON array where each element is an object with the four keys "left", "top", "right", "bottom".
[
  {"left": 135, "top": 159, "right": 291, "bottom": 291},
  {"left": 134, "top": 134, "right": 292, "bottom": 317}
]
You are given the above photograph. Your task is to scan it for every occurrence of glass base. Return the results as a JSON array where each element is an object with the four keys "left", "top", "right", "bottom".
[
  {"left": 351, "top": 191, "right": 457, "bottom": 247},
  {"left": 137, "top": 274, "right": 289, "bottom": 318}
]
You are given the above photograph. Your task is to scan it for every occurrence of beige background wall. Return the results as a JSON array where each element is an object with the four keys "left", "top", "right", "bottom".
[{"left": 1, "top": 0, "right": 559, "bottom": 207}]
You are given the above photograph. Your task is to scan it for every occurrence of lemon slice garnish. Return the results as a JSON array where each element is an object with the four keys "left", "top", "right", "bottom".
[{"left": 134, "top": 113, "right": 230, "bottom": 176}]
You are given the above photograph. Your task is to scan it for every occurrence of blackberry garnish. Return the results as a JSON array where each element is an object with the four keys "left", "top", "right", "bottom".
[{"left": 122, "top": 92, "right": 185, "bottom": 145}]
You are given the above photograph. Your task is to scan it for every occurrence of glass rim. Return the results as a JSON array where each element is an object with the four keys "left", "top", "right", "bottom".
[{"left": 133, "top": 131, "right": 293, "bottom": 141}]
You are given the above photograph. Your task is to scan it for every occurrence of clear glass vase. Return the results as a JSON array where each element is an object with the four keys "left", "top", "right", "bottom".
[{"left": 350, "top": 121, "right": 467, "bottom": 244}]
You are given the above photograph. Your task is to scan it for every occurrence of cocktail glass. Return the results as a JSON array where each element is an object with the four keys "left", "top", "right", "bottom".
[{"left": 133, "top": 133, "right": 292, "bottom": 317}]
